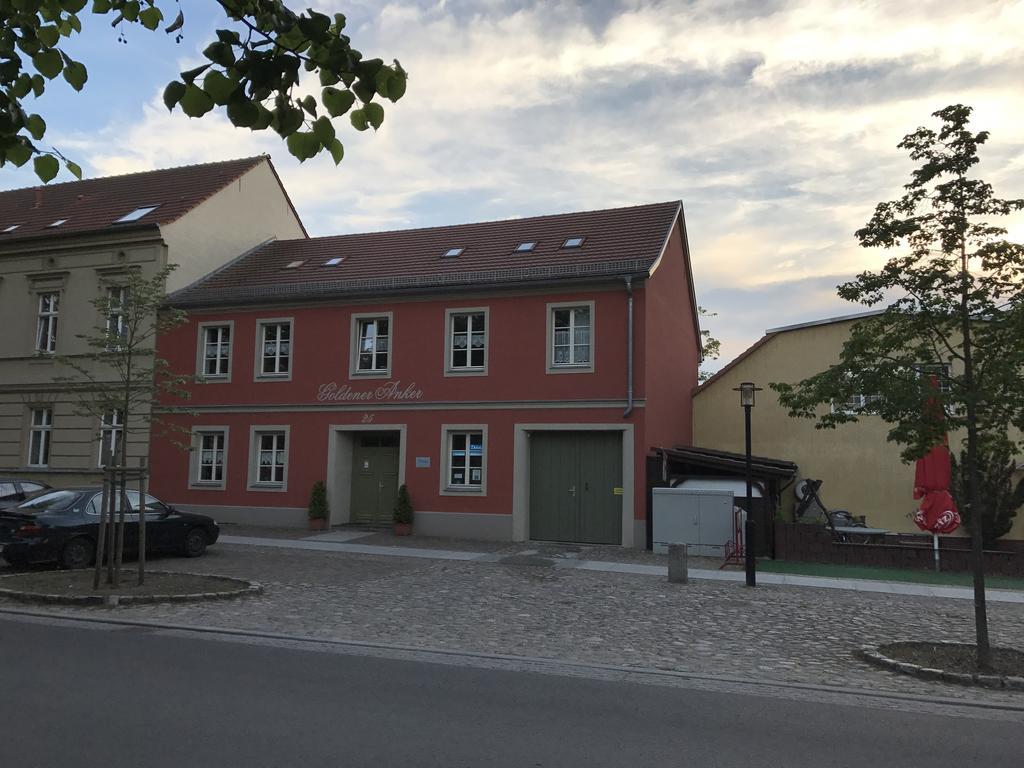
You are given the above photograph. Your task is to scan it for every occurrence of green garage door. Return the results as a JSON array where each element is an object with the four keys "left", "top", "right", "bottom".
[{"left": 529, "top": 432, "right": 622, "bottom": 544}]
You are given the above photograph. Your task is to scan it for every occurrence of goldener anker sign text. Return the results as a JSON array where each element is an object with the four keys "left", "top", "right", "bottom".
[{"left": 316, "top": 380, "right": 424, "bottom": 402}]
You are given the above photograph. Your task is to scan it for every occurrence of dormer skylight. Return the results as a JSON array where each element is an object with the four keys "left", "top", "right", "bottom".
[
  {"left": 515, "top": 241, "right": 537, "bottom": 252},
  {"left": 114, "top": 205, "right": 159, "bottom": 223},
  {"left": 283, "top": 260, "right": 305, "bottom": 269},
  {"left": 562, "top": 236, "right": 584, "bottom": 248},
  {"left": 49, "top": 219, "right": 67, "bottom": 228},
  {"left": 324, "top": 257, "right": 345, "bottom": 266},
  {"left": 2, "top": 224, "right": 20, "bottom": 233},
  {"left": 443, "top": 247, "right": 465, "bottom": 258}
]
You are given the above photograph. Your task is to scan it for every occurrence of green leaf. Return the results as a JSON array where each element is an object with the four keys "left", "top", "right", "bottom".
[
  {"left": 352, "top": 79, "right": 375, "bottom": 104},
  {"left": 349, "top": 109, "right": 368, "bottom": 132},
  {"left": 62, "top": 0, "right": 89, "bottom": 13},
  {"left": 203, "top": 41, "right": 235, "bottom": 67},
  {"left": 27, "top": 114, "right": 46, "bottom": 141},
  {"left": 202, "top": 70, "right": 238, "bottom": 105},
  {"left": 12, "top": 75, "right": 32, "bottom": 99},
  {"left": 312, "top": 116, "right": 335, "bottom": 145},
  {"left": 286, "top": 131, "right": 320, "bottom": 162},
  {"left": 92, "top": 0, "right": 112, "bottom": 12},
  {"left": 65, "top": 160, "right": 83, "bottom": 180},
  {"left": 386, "top": 69, "right": 407, "bottom": 102},
  {"left": 327, "top": 138, "right": 344, "bottom": 165},
  {"left": 300, "top": 95, "right": 317, "bottom": 116},
  {"left": 31, "top": 75, "right": 45, "bottom": 97},
  {"left": 272, "top": 104, "right": 304, "bottom": 138},
  {"left": 163, "top": 81, "right": 186, "bottom": 111},
  {"left": 139, "top": 6, "right": 163, "bottom": 30},
  {"left": 226, "top": 97, "right": 260, "bottom": 128},
  {"left": 180, "top": 64, "right": 211, "bottom": 85},
  {"left": 37, "top": 25, "right": 60, "bottom": 48},
  {"left": 374, "top": 68, "right": 391, "bottom": 100},
  {"left": 322, "top": 87, "right": 355, "bottom": 117},
  {"left": 32, "top": 49, "right": 64, "bottom": 79},
  {"left": 62, "top": 61, "right": 87, "bottom": 91},
  {"left": 179, "top": 85, "right": 215, "bottom": 118},
  {"left": 252, "top": 105, "right": 274, "bottom": 131},
  {"left": 364, "top": 102, "right": 384, "bottom": 130},
  {"left": 319, "top": 68, "right": 339, "bottom": 87},
  {"left": 34, "top": 154, "right": 59, "bottom": 183},
  {"left": 5, "top": 141, "right": 33, "bottom": 167}
]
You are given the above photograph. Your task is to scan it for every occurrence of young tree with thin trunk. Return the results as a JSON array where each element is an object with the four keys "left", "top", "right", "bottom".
[
  {"left": 771, "top": 105, "right": 1024, "bottom": 671},
  {"left": 56, "top": 263, "right": 190, "bottom": 586}
]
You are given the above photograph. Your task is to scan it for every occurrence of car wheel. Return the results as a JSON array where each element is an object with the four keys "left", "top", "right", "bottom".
[
  {"left": 182, "top": 528, "right": 208, "bottom": 558},
  {"left": 60, "top": 538, "right": 95, "bottom": 570}
]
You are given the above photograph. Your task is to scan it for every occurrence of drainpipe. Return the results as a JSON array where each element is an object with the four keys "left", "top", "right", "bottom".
[{"left": 623, "top": 276, "right": 634, "bottom": 418}]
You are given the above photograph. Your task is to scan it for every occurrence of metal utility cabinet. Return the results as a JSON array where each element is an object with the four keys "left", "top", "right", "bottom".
[{"left": 652, "top": 488, "right": 735, "bottom": 556}]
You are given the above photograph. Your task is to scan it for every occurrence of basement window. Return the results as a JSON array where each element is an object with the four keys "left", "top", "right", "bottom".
[
  {"left": 283, "top": 260, "right": 305, "bottom": 270},
  {"left": 561, "top": 237, "right": 584, "bottom": 249},
  {"left": 515, "top": 241, "right": 537, "bottom": 252},
  {"left": 323, "top": 257, "right": 345, "bottom": 266},
  {"left": 114, "top": 205, "right": 159, "bottom": 223},
  {"left": 442, "top": 247, "right": 465, "bottom": 258}
]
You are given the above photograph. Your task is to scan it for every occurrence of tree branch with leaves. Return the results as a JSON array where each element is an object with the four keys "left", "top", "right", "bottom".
[{"left": 0, "top": 1, "right": 406, "bottom": 182}]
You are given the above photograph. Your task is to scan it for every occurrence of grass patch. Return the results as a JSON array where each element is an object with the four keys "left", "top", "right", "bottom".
[{"left": 758, "top": 559, "right": 1024, "bottom": 590}]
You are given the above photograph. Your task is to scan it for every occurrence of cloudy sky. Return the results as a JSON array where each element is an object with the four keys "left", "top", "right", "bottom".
[{"left": 4, "top": 0, "right": 1023, "bottom": 369}]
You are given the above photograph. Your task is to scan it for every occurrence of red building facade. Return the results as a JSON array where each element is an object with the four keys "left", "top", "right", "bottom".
[{"left": 150, "top": 202, "right": 700, "bottom": 546}]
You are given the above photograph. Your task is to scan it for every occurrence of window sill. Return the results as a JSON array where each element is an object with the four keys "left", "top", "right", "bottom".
[
  {"left": 444, "top": 367, "right": 488, "bottom": 378},
  {"left": 196, "top": 374, "right": 232, "bottom": 384},
  {"left": 189, "top": 482, "right": 226, "bottom": 491},
  {"left": 247, "top": 483, "right": 287, "bottom": 493},
  {"left": 440, "top": 486, "right": 485, "bottom": 497},
  {"left": 254, "top": 374, "right": 292, "bottom": 382},
  {"left": 546, "top": 364, "right": 594, "bottom": 374},
  {"left": 349, "top": 370, "right": 392, "bottom": 379}
]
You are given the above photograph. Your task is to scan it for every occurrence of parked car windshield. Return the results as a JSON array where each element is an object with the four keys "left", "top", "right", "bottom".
[{"left": 16, "top": 490, "right": 80, "bottom": 512}]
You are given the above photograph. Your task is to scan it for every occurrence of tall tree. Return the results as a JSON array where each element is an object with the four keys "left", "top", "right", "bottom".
[
  {"left": 55, "top": 264, "right": 191, "bottom": 585},
  {"left": 698, "top": 306, "right": 721, "bottom": 383},
  {"left": 0, "top": 1, "right": 406, "bottom": 181},
  {"left": 771, "top": 105, "right": 1024, "bottom": 670}
]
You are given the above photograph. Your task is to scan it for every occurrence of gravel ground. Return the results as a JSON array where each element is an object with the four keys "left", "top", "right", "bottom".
[{"left": 4, "top": 542, "right": 1023, "bottom": 706}]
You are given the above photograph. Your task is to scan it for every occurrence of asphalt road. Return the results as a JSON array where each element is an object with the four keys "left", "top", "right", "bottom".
[{"left": 0, "top": 613, "right": 1019, "bottom": 768}]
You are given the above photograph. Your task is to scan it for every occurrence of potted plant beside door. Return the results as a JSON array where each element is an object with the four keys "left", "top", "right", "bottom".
[
  {"left": 393, "top": 484, "right": 413, "bottom": 536},
  {"left": 308, "top": 480, "right": 329, "bottom": 531}
]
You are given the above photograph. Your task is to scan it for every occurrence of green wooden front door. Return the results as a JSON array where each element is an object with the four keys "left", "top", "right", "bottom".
[
  {"left": 350, "top": 432, "right": 400, "bottom": 525},
  {"left": 529, "top": 432, "right": 622, "bottom": 544}
]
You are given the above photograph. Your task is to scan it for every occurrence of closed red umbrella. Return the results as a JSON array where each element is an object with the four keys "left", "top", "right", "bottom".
[{"left": 911, "top": 376, "right": 960, "bottom": 570}]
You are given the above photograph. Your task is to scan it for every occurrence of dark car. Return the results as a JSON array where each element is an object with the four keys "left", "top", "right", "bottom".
[
  {"left": 0, "top": 488, "right": 219, "bottom": 569},
  {"left": 0, "top": 478, "right": 52, "bottom": 512}
]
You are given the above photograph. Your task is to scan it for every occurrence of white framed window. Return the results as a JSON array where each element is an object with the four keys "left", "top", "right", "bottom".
[
  {"left": 255, "top": 320, "right": 292, "bottom": 379},
  {"left": 27, "top": 408, "right": 52, "bottom": 467},
  {"left": 350, "top": 313, "right": 392, "bottom": 377},
  {"left": 105, "top": 285, "right": 128, "bottom": 350},
  {"left": 441, "top": 425, "right": 486, "bottom": 495},
  {"left": 445, "top": 308, "right": 488, "bottom": 375},
  {"left": 35, "top": 292, "right": 59, "bottom": 354},
  {"left": 832, "top": 393, "right": 883, "bottom": 415},
  {"left": 919, "top": 362, "right": 953, "bottom": 394},
  {"left": 546, "top": 301, "right": 594, "bottom": 373},
  {"left": 98, "top": 409, "right": 124, "bottom": 466},
  {"left": 190, "top": 428, "right": 228, "bottom": 489},
  {"left": 198, "top": 323, "right": 232, "bottom": 379},
  {"left": 248, "top": 426, "right": 289, "bottom": 491}
]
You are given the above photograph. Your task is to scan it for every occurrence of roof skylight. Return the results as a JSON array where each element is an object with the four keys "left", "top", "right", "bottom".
[
  {"left": 562, "top": 237, "right": 584, "bottom": 248},
  {"left": 114, "top": 205, "right": 159, "bottom": 223},
  {"left": 2, "top": 224, "right": 20, "bottom": 233},
  {"left": 443, "top": 247, "right": 465, "bottom": 258},
  {"left": 48, "top": 219, "right": 67, "bottom": 228},
  {"left": 515, "top": 241, "right": 537, "bottom": 252},
  {"left": 283, "top": 260, "right": 305, "bottom": 269},
  {"left": 323, "top": 257, "right": 345, "bottom": 266}
]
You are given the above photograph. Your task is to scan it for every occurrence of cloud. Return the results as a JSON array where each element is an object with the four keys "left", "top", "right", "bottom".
[{"left": 18, "top": 0, "right": 1024, "bottom": 366}]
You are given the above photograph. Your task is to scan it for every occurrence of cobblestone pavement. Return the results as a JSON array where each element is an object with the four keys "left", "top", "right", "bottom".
[{"left": 4, "top": 543, "right": 1023, "bottom": 707}]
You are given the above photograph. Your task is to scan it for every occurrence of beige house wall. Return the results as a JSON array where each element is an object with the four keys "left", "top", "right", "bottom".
[
  {"left": 693, "top": 319, "right": 1024, "bottom": 539},
  {"left": 161, "top": 161, "right": 306, "bottom": 292},
  {"left": 0, "top": 158, "right": 305, "bottom": 486}
]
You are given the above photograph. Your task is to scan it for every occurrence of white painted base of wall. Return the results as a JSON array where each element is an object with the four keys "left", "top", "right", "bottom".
[{"left": 176, "top": 503, "right": 307, "bottom": 528}]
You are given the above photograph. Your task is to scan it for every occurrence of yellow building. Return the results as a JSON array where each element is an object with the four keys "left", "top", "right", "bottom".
[{"left": 692, "top": 312, "right": 1024, "bottom": 540}]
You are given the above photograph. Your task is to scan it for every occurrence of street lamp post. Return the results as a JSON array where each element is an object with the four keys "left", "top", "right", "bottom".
[{"left": 734, "top": 381, "right": 761, "bottom": 587}]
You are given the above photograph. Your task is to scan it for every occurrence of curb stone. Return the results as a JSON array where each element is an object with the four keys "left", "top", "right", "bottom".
[
  {"left": 0, "top": 571, "right": 262, "bottom": 607},
  {"left": 857, "top": 643, "right": 1023, "bottom": 692}
]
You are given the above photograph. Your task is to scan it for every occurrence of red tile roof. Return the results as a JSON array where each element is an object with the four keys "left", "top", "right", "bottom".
[
  {"left": 168, "top": 200, "right": 683, "bottom": 307},
  {"left": 0, "top": 156, "right": 271, "bottom": 243}
]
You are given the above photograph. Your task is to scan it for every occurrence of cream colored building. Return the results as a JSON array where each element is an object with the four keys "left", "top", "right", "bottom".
[
  {"left": 693, "top": 312, "right": 1024, "bottom": 539},
  {"left": 0, "top": 157, "right": 305, "bottom": 486}
]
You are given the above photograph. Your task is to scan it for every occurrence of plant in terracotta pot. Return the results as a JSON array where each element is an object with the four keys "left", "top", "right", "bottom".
[
  {"left": 393, "top": 484, "right": 413, "bottom": 536},
  {"left": 308, "top": 480, "right": 329, "bottom": 531}
]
